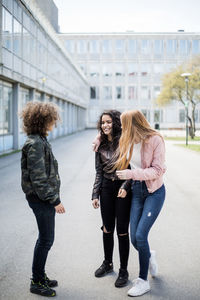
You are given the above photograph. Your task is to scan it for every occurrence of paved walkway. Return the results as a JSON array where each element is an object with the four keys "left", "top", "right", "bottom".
[{"left": 0, "top": 129, "right": 200, "bottom": 300}]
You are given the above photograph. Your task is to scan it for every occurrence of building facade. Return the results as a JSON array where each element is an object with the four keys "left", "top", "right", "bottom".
[
  {"left": 60, "top": 32, "right": 200, "bottom": 128},
  {"left": 0, "top": 0, "right": 89, "bottom": 154}
]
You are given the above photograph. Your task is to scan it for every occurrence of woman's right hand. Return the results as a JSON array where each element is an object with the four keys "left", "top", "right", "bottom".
[
  {"left": 92, "top": 198, "right": 100, "bottom": 209},
  {"left": 92, "top": 133, "right": 101, "bottom": 152}
]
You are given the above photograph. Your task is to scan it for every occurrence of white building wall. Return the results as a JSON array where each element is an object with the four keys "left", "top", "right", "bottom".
[{"left": 59, "top": 32, "right": 200, "bottom": 129}]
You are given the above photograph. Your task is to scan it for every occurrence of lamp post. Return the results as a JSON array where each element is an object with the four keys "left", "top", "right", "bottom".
[{"left": 181, "top": 73, "right": 191, "bottom": 146}]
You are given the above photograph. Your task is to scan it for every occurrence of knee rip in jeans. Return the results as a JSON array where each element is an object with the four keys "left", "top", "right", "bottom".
[
  {"left": 101, "top": 225, "right": 112, "bottom": 234},
  {"left": 118, "top": 233, "right": 128, "bottom": 236}
]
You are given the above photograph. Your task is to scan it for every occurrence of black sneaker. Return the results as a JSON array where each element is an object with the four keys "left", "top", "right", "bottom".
[
  {"left": 30, "top": 280, "right": 56, "bottom": 297},
  {"left": 44, "top": 273, "right": 58, "bottom": 287},
  {"left": 95, "top": 260, "right": 113, "bottom": 277},
  {"left": 115, "top": 268, "right": 129, "bottom": 287}
]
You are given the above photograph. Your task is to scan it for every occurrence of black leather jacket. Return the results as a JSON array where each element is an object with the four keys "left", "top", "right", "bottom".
[{"left": 92, "top": 142, "right": 132, "bottom": 200}]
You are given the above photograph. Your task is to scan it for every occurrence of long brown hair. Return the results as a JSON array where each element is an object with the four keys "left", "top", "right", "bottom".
[{"left": 115, "top": 110, "right": 162, "bottom": 170}]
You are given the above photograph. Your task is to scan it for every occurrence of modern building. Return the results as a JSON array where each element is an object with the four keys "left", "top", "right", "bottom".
[
  {"left": 0, "top": 0, "right": 89, "bottom": 154},
  {"left": 60, "top": 32, "right": 200, "bottom": 128}
]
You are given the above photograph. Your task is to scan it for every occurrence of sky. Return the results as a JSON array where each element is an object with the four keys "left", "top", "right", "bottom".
[{"left": 54, "top": 0, "right": 200, "bottom": 33}]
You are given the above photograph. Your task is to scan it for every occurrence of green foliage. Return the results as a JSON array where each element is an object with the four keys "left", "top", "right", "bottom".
[{"left": 156, "top": 57, "right": 200, "bottom": 138}]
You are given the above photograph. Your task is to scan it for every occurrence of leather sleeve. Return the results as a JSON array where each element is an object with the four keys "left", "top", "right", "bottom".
[
  {"left": 120, "top": 179, "right": 132, "bottom": 192},
  {"left": 91, "top": 151, "right": 103, "bottom": 200},
  {"left": 119, "top": 164, "right": 132, "bottom": 192}
]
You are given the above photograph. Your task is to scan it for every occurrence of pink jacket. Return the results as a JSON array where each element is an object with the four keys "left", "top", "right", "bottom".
[{"left": 130, "top": 135, "right": 166, "bottom": 193}]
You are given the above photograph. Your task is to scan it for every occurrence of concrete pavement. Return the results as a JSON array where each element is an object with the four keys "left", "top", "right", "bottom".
[{"left": 0, "top": 129, "right": 200, "bottom": 300}]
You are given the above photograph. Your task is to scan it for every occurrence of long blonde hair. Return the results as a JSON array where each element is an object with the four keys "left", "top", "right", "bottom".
[{"left": 115, "top": 110, "right": 161, "bottom": 170}]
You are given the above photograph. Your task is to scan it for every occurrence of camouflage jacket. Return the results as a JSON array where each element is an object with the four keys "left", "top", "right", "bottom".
[{"left": 21, "top": 134, "right": 61, "bottom": 206}]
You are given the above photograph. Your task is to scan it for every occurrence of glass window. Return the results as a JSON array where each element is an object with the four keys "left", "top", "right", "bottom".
[
  {"left": 153, "top": 63, "right": 163, "bottom": 74},
  {"left": 116, "top": 86, "right": 124, "bottom": 99},
  {"left": 128, "top": 63, "right": 138, "bottom": 76},
  {"left": 154, "top": 86, "right": 161, "bottom": 98},
  {"left": 179, "top": 40, "right": 190, "bottom": 55},
  {"left": 141, "top": 40, "right": 150, "bottom": 55},
  {"left": 2, "top": 7, "right": 13, "bottom": 51},
  {"left": 89, "top": 40, "right": 99, "bottom": 54},
  {"left": 141, "top": 109, "right": 150, "bottom": 122},
  {"left": 166, "top": 40, "right": 177, "bottom": 55},
  {"left": 23, "top": 11, "right": 31, "bottom": 31},
  {"left": 128, "top": 40, "right": 137, "bottom": 54},
  {"left": 165, "top": 63, "right": 176, "bottom": 73},
  {"left": 141, "top": 63, "right": 151, "bottom": 76},
  {"left": 141, "top": 86, "right": 150, "bottom": 99},
  {"left": 23, "top": 27, "right": 30, "bottom": 62},
  {"left": 35, "top": 92, "right": 41, "bottom": 101},
  {"left": 77, "top": 40, "right": 87, "bottom": 54},
  {"left": 103, "top": 86, "right": 112, "bottom": 100},
  {"left": 65, "top": 40, "right": 75, "bottom": 53},
  {"left": 90, "top": 87, "right": 99, "bottom": 99},
  {"left": 13, "top": 18, "right": 22, "bottom": 56},
  {"left": 179, "top": 109, "right": 185, "bottom": 122},
  {"left": 89, "top": 64, "right": 99, "bottom": 77},
  {"left": 192, "top": 40, "right": 200, "bottom": 54},
  {"left": 102, "top": 40, "right": 112, "bottom": 54},
  {"left": 102, "top": 63, "right": 112, "bottom": 77},
  {"left": 115, "top": 63, "right": 124, "bottom": 77},
  {"left": 3, "top": 0, "right": 12, "bottom": 12},
  {"left": 20, "top": 88, "right": 29, "bottom": 131},
  {"left": 0, "top": 84, "right": 3, "bottom": 135},
  {"left": 154, "top": 110, "right": 160, "bottom": 122},
  {"left": 13, "top": 0, "right": 22, "bottom": 22},
  {"left": 115, "top": 40, "right": 124, "bottom": 54},
  {"left": 128, "top": 86, "right": 137, "bottom": 100},
  {"left": 154, "top": 40, "right": 163, "bottom": 55},
  {"left": 0, "top": 84, "right": 13, "bottom": 135}
]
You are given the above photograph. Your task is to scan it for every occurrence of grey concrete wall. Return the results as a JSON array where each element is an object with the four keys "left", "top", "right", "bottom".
[{"left": 35, "top": 0, "right": 59, "bottom": 32}]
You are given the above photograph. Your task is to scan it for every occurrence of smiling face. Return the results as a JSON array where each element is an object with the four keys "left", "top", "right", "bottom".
[{"left": 101, "top": 114, "right": 113, "bottom": 138}]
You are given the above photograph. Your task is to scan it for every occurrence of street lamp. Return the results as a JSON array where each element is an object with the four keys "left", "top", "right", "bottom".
[{"left": 181, "top": 72, "right": 191, "bottom": 146}]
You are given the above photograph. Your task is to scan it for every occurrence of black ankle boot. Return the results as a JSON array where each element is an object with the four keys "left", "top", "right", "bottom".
[
  {"left": 115, "top": 268, "right": 129, "bottom": 287},
  {"left": 95, "top": 260, "right": 113, "bottom": 277}
]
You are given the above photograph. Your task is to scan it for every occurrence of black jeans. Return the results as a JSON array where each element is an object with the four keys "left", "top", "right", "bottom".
[
  {"left": 100, "top": 177, "right": 131, "bottom": 269},
  {"left": 28, "top": 200, "right": 55, "bottom": 282}
]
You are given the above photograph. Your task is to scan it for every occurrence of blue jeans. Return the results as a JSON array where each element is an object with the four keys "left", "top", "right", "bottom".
[
  {"left": 28, "top": 200, "right": 55, "bottom": 282},
  {"left": 130, "top": 181, "right": 165, "bottom": 280}
]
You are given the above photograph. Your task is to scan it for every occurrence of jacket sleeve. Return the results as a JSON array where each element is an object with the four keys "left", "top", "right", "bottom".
[
  {"left": 130, "top": 136, "right": 166, "bottom": 181},
  {"left": 120, "top": 179, "right": 132, "bottom": 192},
  {"left": 91, "top": 151, "right": 103, "bottom": 200},
  {"left": 27, "top": 140, "right": 60, "bottom": 205},
  {"left": 120, "top": 165, "right": 132, "bottom": 192}
]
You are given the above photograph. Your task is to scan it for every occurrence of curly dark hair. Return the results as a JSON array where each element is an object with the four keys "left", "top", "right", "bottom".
[
  {"left": 97, "top": 110, "right": 122, "bottom": 149},
  {"left": 20, "top": 101, "right": 60, "bottom": 136}
]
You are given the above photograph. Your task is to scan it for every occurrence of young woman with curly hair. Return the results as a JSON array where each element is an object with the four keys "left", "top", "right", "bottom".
[
  {"left": 116, "top": 110, "right": 166, "bottom": 297},
  {"left": 20, "top": 101, "right": 65, "bottom": 297},
  {"left": 92, "top": 110, "right": 132, "bottom": 288}
]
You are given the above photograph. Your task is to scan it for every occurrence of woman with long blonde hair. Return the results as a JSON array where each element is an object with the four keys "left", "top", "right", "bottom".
[{"left": 116, "top": 110, "right": 166, "bottom": 297}]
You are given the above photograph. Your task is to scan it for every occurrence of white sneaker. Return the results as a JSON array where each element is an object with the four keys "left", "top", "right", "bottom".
[
  {"left": 127, "top": 278, "right": 150, "bottom": 297},
  {"left": 149, "top": 250, "right": 158, "bottom": 278}
]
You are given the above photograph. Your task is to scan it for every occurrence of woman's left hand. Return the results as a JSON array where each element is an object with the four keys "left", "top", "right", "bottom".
[
  {"left": 116, "top": 169, "right": 133, "bottom": 180},
  {"left": 117, "top": 188, "right": 127, "bottom": 198}
]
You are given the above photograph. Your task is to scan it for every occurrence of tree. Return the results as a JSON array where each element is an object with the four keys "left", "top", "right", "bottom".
[{"left": 156, "top": 60, "right": 200, "bottom": 138}]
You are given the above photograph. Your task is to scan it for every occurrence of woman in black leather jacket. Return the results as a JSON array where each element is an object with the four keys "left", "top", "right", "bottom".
[{"left": 92, "top": 110, "right": 132, "bottom": 288}]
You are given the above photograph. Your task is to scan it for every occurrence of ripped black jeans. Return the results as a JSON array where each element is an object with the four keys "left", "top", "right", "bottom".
[{"left": 100, "top": 177, "right": 131, "bottom": 269}]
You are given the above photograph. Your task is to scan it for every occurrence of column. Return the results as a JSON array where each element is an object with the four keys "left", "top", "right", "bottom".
[{"left": 13, "top": 83, "right": 20, "bottom": 149}]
